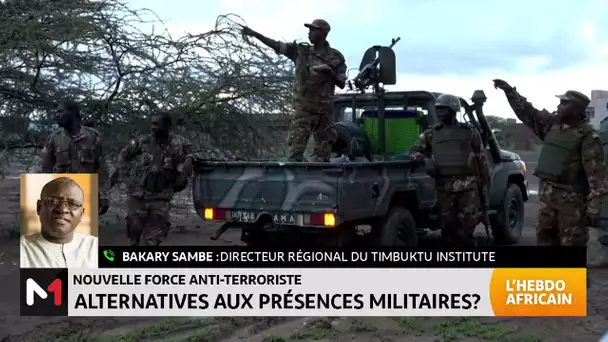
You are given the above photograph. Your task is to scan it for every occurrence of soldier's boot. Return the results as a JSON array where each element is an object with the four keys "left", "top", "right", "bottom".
[{"left": 588, "top": 244, "right": 608, "bottom": 268}]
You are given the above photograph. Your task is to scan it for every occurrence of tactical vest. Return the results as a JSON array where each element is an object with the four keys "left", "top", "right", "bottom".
[
  {"left": 533, "top": 123, "right": 592, "bottom": 193},
  {"left": 52, "top": 128, "right": 99, "bottom": 173},
  {"left": 431, "top": 125, "right": 474, "bottom": 177},
  {"left": 134, "top": 137, "right": 179, "bottom": 193}
]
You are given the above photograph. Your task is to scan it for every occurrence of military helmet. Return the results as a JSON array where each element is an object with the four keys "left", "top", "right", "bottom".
[{"left": 435, "top": 94, "right": 461, "bottom": 113}]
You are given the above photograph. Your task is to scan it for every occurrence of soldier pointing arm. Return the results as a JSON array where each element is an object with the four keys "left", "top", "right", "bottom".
[
  {"left": 492, "top": 79, "right": 556, "bottom": 139},
  {"left": 494, "top": 79, "right": 608, "bottom": 250},
  {"left": 240, "top": 20, "right": 347, "bottom": 162},
  {"left": 241, "top": 21, "right": 347, "bottom": 89}
]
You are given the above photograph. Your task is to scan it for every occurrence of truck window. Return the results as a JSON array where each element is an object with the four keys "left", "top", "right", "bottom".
[{"left": 337, "top": 106, "right": 427, "bottom": 123}]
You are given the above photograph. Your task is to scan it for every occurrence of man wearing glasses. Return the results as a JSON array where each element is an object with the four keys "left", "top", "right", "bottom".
[{"left": 20, "top": 177, "right": 98, "bottom": 268}]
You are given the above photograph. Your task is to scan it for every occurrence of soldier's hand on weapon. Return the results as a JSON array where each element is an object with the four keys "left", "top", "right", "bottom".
[
  {"left": 493, "top": 79, "right": 513, "bottom": 91},
  {"left": 99, "top": 197, "right": 110, "bottom": 215}
]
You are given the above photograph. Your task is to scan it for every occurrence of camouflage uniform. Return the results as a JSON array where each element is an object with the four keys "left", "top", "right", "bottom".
[
  {"left": 410, "top": 115, "right": 491, "bottom": 246},
  {"left": 595, "top": 118, "right": 608, "bottom": 266},
  {"left": 117, "top": 134, "right": 192, "bottom": 246},
  {"left": 274, "top": 19, "right": 347, "bottom": 162},
  {"left": 41, "top": 126, "right": 110, "bottom": 199},
  {"left": 503, "top": 88, "right": 608, "bottom": 246}
]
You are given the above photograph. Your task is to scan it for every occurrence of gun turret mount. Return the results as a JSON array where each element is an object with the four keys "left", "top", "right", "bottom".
[{"left": 349, "top": 37, "right": 400, "bottom": 93}]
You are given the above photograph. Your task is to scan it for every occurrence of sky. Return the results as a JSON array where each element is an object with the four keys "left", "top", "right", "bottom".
[{"left": 128, "top": 0, "right": 608, "bottom": 120}]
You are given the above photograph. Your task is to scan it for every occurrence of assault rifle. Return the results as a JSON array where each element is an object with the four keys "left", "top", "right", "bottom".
[
  {"left": 460, "top": 99, "right": 491, "bottom": 240},
  {"left": 472, "top": 156, "right": 491, "bottom": 240}
]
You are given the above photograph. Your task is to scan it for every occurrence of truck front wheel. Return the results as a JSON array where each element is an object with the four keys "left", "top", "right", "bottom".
[
  {"left": 491, "top": 183, "right": 524, "bottom": 245},
  {"left": 376, "top": 206, "right": 418, "bottom": 246}
]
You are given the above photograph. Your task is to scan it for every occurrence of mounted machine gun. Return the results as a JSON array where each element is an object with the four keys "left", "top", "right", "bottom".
[
  {"left": 350, "top": 37, "right": 401, "bottom": 94},
  {"left": 346, "top": 37, "right": 400, "bottom": 154}
]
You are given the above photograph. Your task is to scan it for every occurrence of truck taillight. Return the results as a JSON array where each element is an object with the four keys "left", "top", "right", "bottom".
[
  {"left": 324, "top": 213, "right": 336, "bottom": 227},
  {"left": 203, "top": 207, "right": 226, "bottom": 220},
  {"left": 310, "top": 213, "right": 336, "bottom": 227}
]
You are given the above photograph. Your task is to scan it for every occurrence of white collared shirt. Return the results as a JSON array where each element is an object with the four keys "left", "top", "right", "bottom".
[{"left": 20, "top": 232, "right": 98, "bottom": 268}]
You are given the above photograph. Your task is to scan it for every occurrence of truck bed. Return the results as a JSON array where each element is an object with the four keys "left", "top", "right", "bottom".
[{"left": 192, "top": 160, "right": 436, "bottom": 227}]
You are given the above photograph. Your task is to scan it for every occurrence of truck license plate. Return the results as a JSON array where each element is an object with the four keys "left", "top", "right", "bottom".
[
  {"left": 230, "top": 211, "right": 257, "bottom": 222},
  {"left": 230, "top": 211, "right": 300, "bottom": 225},
  {"left": 272, "top": 213, "right": 297, "bottom": 224}
]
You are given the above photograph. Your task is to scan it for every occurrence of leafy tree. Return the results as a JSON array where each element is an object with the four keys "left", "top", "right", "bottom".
[{"left": 0, "top": 0, "right": 294, "bottom": 177}]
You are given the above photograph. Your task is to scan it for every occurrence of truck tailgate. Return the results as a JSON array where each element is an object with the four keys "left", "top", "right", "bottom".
[{"left": 193, "top": 162, "right": 340, "bottom": 214}]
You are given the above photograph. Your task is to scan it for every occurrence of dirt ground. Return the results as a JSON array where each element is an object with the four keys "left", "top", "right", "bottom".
[{"left": 1, "top": 156, "right": 607, "bottom": 341}]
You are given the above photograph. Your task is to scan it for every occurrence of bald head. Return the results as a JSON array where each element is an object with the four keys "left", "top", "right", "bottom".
[
  {"left": 40, "top": 177, "right": 84, "bottom": 201},
  {"left": 37, "top": 177, "right": 85, "bottom": 243}
]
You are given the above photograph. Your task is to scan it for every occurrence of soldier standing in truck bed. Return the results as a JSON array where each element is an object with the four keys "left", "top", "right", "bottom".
[
  {"left": 494, "top": 79, "right": 608, "bottom": 250},
  {"left": 116, "top": 111, "right": 192, "bottom": 246},
  {"left": 410, "top": 94, "right": 491, "bottom": 247},
  {"left": 240, "top": 19, "right": 347, "bottom": 162},
  {"left": 41, "top": 99, "right": 110, "bottom": 215}
]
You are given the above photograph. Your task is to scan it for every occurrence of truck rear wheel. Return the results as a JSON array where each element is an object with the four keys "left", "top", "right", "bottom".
[
  {"left": 376, "top": 206, "right": 418, "bottom": 246},
  {"left": 491, "top": 183, "right": 524, "bottom": 245}
]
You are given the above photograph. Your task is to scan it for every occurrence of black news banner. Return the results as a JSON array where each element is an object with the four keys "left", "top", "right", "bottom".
[{"left": 98, "top": 246, "right": 586, "bottom": 268}]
